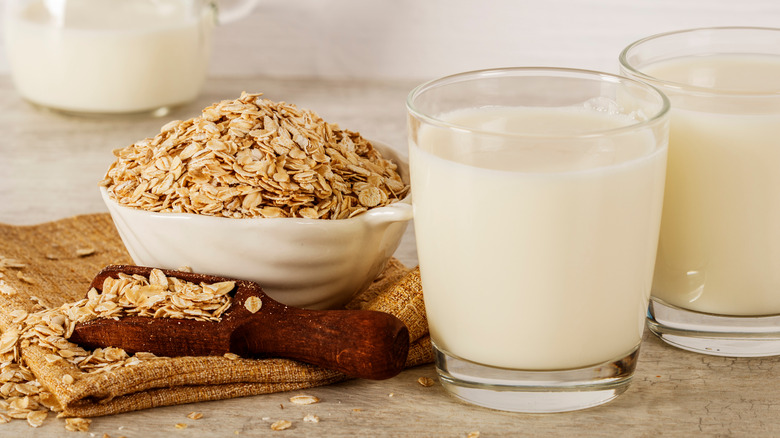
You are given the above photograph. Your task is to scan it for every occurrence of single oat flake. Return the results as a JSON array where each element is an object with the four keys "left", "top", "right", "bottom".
[
  {"left": 302, "top": 414, "right": 320, "bottom": 423},
  {"left": 64, "top": 417, "right": 91, "bottom": 432},
  {"left": 0, "top": 256, "right": 25, "bottom": 270},
  {"left": 0, "top": 280, "right": 17, "bottom": 296},
  {"left": 243, "top": 296, "right": 262, "bottom": 314},
  {"left": 417, "top": 376, "right": 435, "bottom": 387},
  {"left": 16, "top": 272, "right": 37, "bottom": 285},
  {"left": 26, "top": 410, "right": 47, "bottom": 428},
  {"left": 270, "top": 420, "right": 292, "bottom": 431},
  {"left": 288, "top": 395, "right": 319, "bottom": 405},
  {"left": 75, "top": 247, "right": 96, "bottom": 257},
  {"left": 100, "top": 92, "right": 409, "bottom": 220}
]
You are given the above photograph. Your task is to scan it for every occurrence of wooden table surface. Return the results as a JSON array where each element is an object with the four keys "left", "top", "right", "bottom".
[{"left": 1, "top": 74, "right": 779, "bottom": 437}]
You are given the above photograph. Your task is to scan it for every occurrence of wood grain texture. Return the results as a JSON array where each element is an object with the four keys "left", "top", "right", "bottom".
[{"left": 2, "top": 75, "right": 780, "bottom": 436}]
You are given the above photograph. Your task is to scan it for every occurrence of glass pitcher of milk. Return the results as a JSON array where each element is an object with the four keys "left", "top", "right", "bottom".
[{"left": 3, "top": 0, "right": 257, "bottom": 115}]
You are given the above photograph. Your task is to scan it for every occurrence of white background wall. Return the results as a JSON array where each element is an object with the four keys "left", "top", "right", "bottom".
[{"left": 1, "top": 0, "right": 779, "bottom": 81}]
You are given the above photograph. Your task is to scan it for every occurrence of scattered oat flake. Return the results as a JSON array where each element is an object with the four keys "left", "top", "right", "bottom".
[
  {"left": 223, "top": 352, "right": 240, "bottom": 360},
  {"left": 26, "top": 410, "right": 47, "bottom": 428},
  {"left": 302, "top": 414, "right": 319, "bottom": 423},
  {"left": 0, "top": 280, "right": 17, "bottom": 296},
  {"left": 417, "top": 376, "right": 435, "bottom": 387},
  {"left": 243, "top": 296, "right": 262, "bottom": 313},
  {"left": 175, "top": 422, "right": 187, "bottom": 429},
  {"left": 0, "top": 256, "right": 25, "bottom": 269},
  {"left": 187, "top": 411, "right": 203, "bottom": 420},
  {"left": 62, "top": 374, "right": 75, "bottom": 385},
  {"left": 10, "top": 308, "right": 27, "bottom": 321},
  {"left": 270, "top": 420, "right": 292, "bottom": 431},
  {"left": 467, "top": 432, "right": 480, "bottom": 438},
  {"left": 0, "top": 328, "right": 20, "bottom": 354},
  {"left": 43, "top": 354, "right": 61, "bottom": 364},
  {"left": 75, "top": 247, "right": 96, "bottom": 257},
  {"left": 289, "top": 395, "right": 319, "bottom": 405},
  {"left": 16, "top": 272, "right": 37, "bottom": 284},
  {"left": 64, "top": 417, "right": 92, "bottom": 432}
]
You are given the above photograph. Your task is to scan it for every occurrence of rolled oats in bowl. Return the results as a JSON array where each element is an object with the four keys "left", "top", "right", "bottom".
[
  {"left": 100, "top": 92, "right": 409, "bottom": 219},
  {"left": 99, "top": 92, "right": 413, "bottom": 309}
]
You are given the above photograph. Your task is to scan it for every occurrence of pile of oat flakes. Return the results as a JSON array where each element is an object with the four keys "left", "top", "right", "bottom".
[
  {"left": 100, "top": 92, "right": 409, "bottom": 219},
  {"left": 0, "top": 256, "right": 235, "bottom": 431}
]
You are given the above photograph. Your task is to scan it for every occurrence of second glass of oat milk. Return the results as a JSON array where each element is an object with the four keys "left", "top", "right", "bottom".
[{"left": 620, "top": 27, "right": 780, "bottom": 357}]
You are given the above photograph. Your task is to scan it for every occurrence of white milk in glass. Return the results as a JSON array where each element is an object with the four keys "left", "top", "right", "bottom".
[
  {"left": 410, "top": 106, "right": 667, "bottom": 370},
  {"left": 4, "top": 0, "right": 214, "bottom": 113},
  {"left": 646, "top": 54, "right": 780, "bottom": 316}
]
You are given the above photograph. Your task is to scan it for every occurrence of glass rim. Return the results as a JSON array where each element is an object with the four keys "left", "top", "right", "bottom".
[
  {"left": 406, "top": 66, "right": 670, "bottom": 140},
  {"left": 619, "top": 26, "right": 780, "bottom": 98}
]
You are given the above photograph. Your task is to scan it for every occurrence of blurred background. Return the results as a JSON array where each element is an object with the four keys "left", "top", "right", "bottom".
[{"left": 2, "top": 0, "right": 779, "bottom": 82}]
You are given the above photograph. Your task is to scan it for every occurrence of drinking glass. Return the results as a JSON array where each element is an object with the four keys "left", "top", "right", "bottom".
[
  {"left": 620, "top": 27, "right": 780, "bottom": 357},
  {"left": 406, "top": 67, "right": 670, "bottom": 412}
]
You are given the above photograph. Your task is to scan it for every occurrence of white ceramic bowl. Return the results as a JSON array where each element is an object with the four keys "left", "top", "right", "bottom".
[{"left": 101, "top": 141, "right": 413, "bottom": 309}]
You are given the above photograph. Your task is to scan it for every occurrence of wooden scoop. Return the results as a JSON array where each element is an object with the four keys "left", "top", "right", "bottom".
[{"left": 68, "top": 265, "right": 410, "bottom": 380}]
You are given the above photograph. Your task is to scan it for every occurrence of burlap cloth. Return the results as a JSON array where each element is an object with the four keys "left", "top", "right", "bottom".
[{"left": 0, "top": 214, "right": 430, "bottom": 418}]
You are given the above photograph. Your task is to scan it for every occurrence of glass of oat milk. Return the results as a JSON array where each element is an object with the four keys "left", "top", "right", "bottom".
[
  {"left": 620, "top": 27, "right": 780, "bottom": 357},
  {"left": 406, "top": 68, "right": 670, "bottom": 412},
  {"left": 3, "top": 0, "right": 256, "bottom": 116}
]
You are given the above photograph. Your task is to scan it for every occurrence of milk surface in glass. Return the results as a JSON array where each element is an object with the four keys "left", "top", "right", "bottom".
[
  {"left": 4, "top": 0, "right": 214, "bottom": 113},
  {"left": 645, "top": 54, "right": 780, "bottom": 316},
  {"left": 410, "top": 106, "right": 667, "bottom": 371}
]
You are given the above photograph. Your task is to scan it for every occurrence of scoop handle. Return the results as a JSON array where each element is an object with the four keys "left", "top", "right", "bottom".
[{"left": 231, "top": 307, "right": 410, "bottom": 380}]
